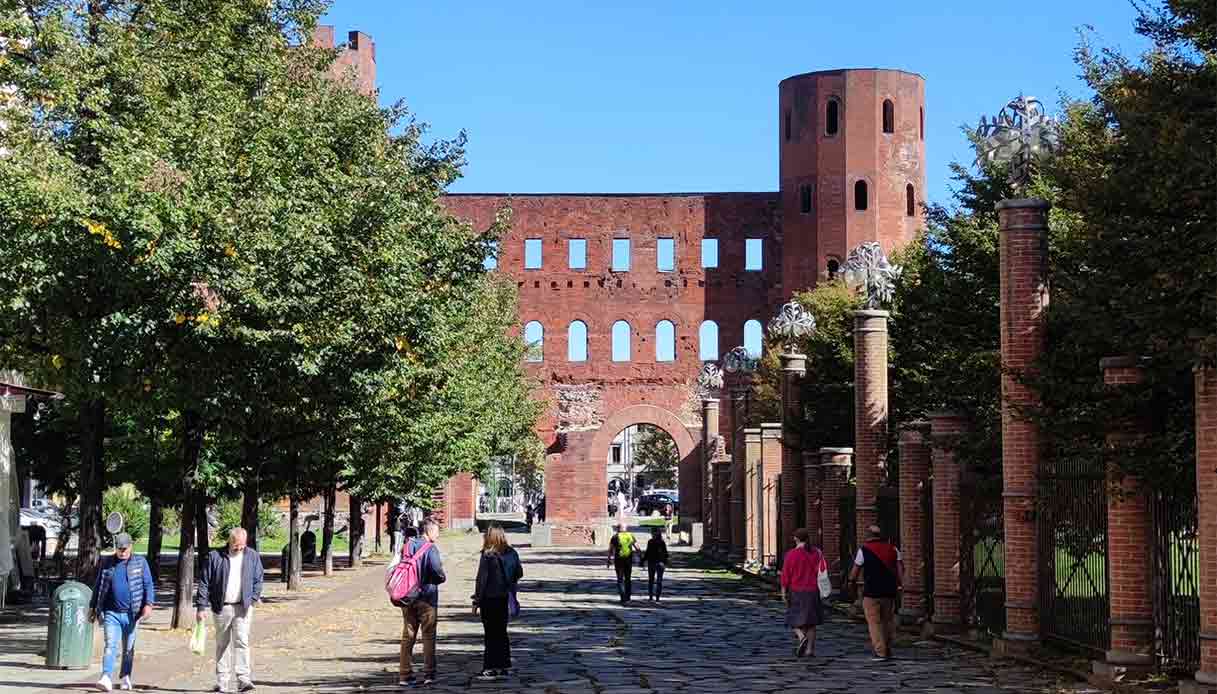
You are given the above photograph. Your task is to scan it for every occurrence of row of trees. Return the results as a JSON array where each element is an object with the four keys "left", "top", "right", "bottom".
[
  {"left": 0, "top": 0, "right": 542, "bottom": 626},
  {"left": 752, "top": 0, "right": 1214, "bottom": 495}
]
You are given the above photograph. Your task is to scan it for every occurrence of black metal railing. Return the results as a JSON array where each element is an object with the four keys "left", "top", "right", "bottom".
[
  {"left": 960, "top": 472, "right": 1005, "bottom": 637},
  {"left": 1151, "top": 488, "right": 1201, "bottom": 673}
]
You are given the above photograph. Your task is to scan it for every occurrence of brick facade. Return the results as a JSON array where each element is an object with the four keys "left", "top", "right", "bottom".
[
  {"left": 713, "top": 459, "right": 731, "bottom": 548},
  {"left": 1196, "top": 367, "right": 1217, "bottom": 687},
  {"left": 779, "top": 352, "right": 808, "bottom": 564},
  {"left": 819, "top": 447, "right": 853, "bottom": 591},
  {"left": 930, "top": 411, "right": 966, "bottom": 630},
  {"left": 744, "top": 428, "right": 762, "bottom": 564},
  {"left": 802, "top": 450, "right": 822, "bottom": 545},
  {"left": 898, "top": 421, "right": 930, "bottom": 622},
  {"left": 312, "top": 26, "right": 376, "bottom": 98},
  {"left": 853, "top": 309, "right": 889, "bottom": 547},
  {"left": 761, "top": 423, "right": 782, "bottom": 567},
  {"left": 702, "top": 397, "right": 721, "bottom": 545},
  {"left": 729, "top": 387, "right": 750, "bottom": 560},
  {"left": 997, "top": 199, "right": 1050, "bottom": 643}
]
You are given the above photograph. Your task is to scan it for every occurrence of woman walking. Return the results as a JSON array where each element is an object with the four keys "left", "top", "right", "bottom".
[
  {"left": 641, "top": 526, "right": 669, "bottom": 602},
  {"left": 471, "top": 525, "right": 523, "bottom": 681},
  {"left": 779, "top": 528, "right": 832, "bottom": 658}
]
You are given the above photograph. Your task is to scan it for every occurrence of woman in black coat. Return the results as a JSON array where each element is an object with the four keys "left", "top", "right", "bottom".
[{"left": 471, "top": 524, "right": 523, "bottom": 680}]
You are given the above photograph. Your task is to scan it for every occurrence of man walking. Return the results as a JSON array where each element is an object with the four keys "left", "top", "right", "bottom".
[
  {"left": 388, "top": 518, "right": 446, "bottom": 687},
  {"left": 847, "top": 525, "right": 903, "bottom": 660},
  {"left": 196, "top": 527, "right": 264, "bottom": 693},
  {"left": 607, "top": 523, "right": 639, "bottom": 604},
  {"left": 89, "top": 533, "right": 154, "bottom": 692}
]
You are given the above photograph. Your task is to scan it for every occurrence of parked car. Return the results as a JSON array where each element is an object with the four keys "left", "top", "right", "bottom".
[{"left": 635, "top": 493, "right": 679, "bottom": 517}]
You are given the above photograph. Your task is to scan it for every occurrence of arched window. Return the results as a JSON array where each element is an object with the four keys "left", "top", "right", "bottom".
[
  {"left": 655, "top": 320, "right": 675, "bottom": 362},
  {"left": 743, "top": 320, "right": 763, "bottom": 358},
  {"left": 568, "top": 320, "right": 587, "bottom": 362},
  {"left": 854, "top": 180, "right": 868, "bottom": 211},
  {"left": 882, "top": 99, "right": 894, "bottom": 134},
  {"left": 524, "top": 321, "right": 543, "bottom": 362},
  {"left": 906, "top": 184, "right": 916, "bottom": 217},
  {"left": 699, "top": 321, "right": 719, "bottom": 361},
  {"left": 825, "top": 99, "right": 840, "bottom": 136},
  {"left": 612, "top": 320, "right": 631, "bottom": 362},
  {"left": 799, "top": 184, "right": 812, "bottom": 214},
  {"left": 919, "top": 106, "right": 924, "bottom": 140}
]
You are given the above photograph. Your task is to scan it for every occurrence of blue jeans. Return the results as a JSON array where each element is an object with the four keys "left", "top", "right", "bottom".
[{"left": 101, "top": 611, "right": 138, "bottom": 678}]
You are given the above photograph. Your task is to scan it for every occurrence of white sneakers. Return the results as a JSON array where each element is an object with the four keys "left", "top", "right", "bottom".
[
  {"left": 120, "top": 675, "right": 133, "bottom": 690},
  {"left": 95, "top": 674, "right": 112, "bottom": 692}
]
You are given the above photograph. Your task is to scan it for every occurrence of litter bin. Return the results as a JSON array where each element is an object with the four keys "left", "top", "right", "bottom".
[{"left": 45, "top": 581, "right": 94, "bottom": 669}]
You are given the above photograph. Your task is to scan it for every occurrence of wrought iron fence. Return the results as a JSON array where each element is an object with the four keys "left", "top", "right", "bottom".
[
  {"left": 1038, "top": 456, "right": 1110, "bottom": 654},
  {"left": 1151, "top": 488, "right": 1200, "bottom": 673},
  {"left": 960, "top": 473, "right": 1005, "bottom": 637}
]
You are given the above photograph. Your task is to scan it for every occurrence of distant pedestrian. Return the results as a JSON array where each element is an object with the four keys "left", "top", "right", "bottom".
[
  {"left": 641, "top": 526, "right": 669, "bottom": 602},
  {"left": 847, "top": 525, "right": 904, "bottom": 660},
  {"left": 607, "top": 523, "right": 640, "bottom": 604},
  {"left": 536, "top": 497, "right": 546, "bottom": 523},
  {"left": 195, "top": 528, "right": 264, "bottom": 693},
  {"left": 471, "top": 525, "right": 523, "bottom": 681},
  {"left": 779, "top": 528, "right": 831, "bottom": 658},
  {"left": 387, "top": 519, "right": 446, "bottom": 687},
  {"left": 88, "top": 533, "right": 154, "bottom": 692},
  {"left": 524, "top": 504, "right": 534, "bottom": 532}
]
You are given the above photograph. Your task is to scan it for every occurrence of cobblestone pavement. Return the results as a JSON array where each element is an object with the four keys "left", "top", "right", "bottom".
[{"left": 9, "top": 531, "right": 1094, "bottom": 693}]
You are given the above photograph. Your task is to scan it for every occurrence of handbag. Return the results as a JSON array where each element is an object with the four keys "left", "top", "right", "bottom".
[
  {"left": 508, "top": 590, "right": 521, "bottom": 620},
  {"left": 189, "top": 620, "right": 207, "bottom": 656}
]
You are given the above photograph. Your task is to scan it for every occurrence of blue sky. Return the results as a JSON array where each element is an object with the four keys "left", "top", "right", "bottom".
[{"left": 321, "top": 2, "right": 1150, "bottom": 207}]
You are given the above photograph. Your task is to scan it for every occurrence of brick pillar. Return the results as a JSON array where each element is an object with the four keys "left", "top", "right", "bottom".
[
  {"left": 854, "top": 310, "right": 889, "bottom": 548},
  {"left": 702, "top": 397, "right": 720, "bottom": 532},
  {"left": 744, "top": 428, "right": 762, "bottom": 564},
  {"left": 819, "top": 447, "right": 853, "bottom": 592},
  {"left": 899, "top": 420, "right": 931, "bottom": 623},
  {"left": 761, "top": 423, "right": 782, "bottom": 567},
  {"left": 803, "top": 450, "right": 822, "bottom": 547},
  {"left": 929, "top": 411, "right": 965, "bottom": 633},
  {"left": 1095, "top": 357, "right": 1154, "bottom": 675},
  {"left": 780, "top": 352, "right": 808, "bottom": 565},
  {"left": 1190, "top": 366, "right": 1217, "bottom": 691},
  {"left": 997, "top": 198, "right": 1048, "bottom": 648},
  {"left": 447, "top": 472, "right": 476, "bottom": 530},
  {"left": 729, "top": 386, "right": 749, "bottom": 562},
  {"left": 714, "top": 459, "right": 731, "bottom": 549}
]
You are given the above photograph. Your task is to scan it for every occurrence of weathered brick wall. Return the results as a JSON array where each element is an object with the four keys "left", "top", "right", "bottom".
[
  {"left": 930, "top": 411, "right": 966, "bottom": 629},
  {"left": 1196, "top": 366, "right": 1217, "bottom": 683},
  {"left": 854, "top": 310, "right": 889, "bottom": 546},
  {"left": 898, "top": 421, "right": 930, "bottom": 620},
  {"left": 312, "top": 26, "right": 377, "bottom": 97},
  {"left": 819, "top": 448, "right": 853, "bottom": 589},
  {"left": 761, "top": 424, "right": 782, "bottom": 566}
]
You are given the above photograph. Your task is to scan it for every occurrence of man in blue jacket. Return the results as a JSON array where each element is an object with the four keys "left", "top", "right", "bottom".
[
  {"left": 386, "top": 518, "right": 446, "bottom": 687},
  {"left": 89, "top": 533, "right": 155, "bottom": 692},
  {"left": 195, "top": 528, "right": 264, "bottom": 693}
]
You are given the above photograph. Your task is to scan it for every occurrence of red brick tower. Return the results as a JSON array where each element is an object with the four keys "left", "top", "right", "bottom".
[{"left": 779, "top": 69, "right": 926, "bottom": 296}]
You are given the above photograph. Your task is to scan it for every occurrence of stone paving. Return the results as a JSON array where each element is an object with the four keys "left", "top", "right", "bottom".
[{"left": 3, "top": 531, "right": 1095, "bottom": 693}]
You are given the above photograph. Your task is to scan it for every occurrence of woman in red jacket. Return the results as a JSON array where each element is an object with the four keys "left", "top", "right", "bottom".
[{"left": 779, "top": 528, "right": 832, "bottom": 658}]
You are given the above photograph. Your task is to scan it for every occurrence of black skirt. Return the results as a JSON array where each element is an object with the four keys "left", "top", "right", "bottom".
[{"left": 785, "top": 590, "right": 824, "bottom": 628}]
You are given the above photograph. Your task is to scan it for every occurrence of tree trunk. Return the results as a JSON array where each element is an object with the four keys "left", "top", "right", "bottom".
[
  {"left": 240, "top": 473, "right": 260, "bottom": 550},
  {"left": 287, "top": 494, "right": 302, "bottom": 590},
  {"left": 321, "top": 483, "right": 336, "bottom": 576},
  {"left": 171, "top": 411, "right": 204, "bottom": 630},
  {"left": 195, "top": 495, "right": 210, "bottom": 557},
  {"left": 147, "top": 499, "right": 164, "bottom": 582},
  {"left": 374, "top": 502, "right": 382, "bottom": 554},
  {"left": 349, "top": 494, "right": 363, "bottom": 568},
  {"left": 75, "top": 398, "right": 105, "bottom": 583}
]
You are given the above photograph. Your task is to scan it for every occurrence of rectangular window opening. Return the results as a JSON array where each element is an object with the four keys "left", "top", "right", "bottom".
[
  {"left": 612, "top": 238, "right": 631, "bottom": 272},
  {"left": 483, "top": 240, "right": 499, "bottom": 270},
  {"left": 568, "top": 238, "right": 587, "bottom": 270},
  {"left": 701, "top": 238, "right": 719, "bottom": 268},
  {"left": 745, "top": 238, "right": 763, "bottom": 271},
  {"left": 524, "top": 238, "right": 542, "bottom": 270},
  {"left": 657, "top": 237, "right": 675, "bottom": 272}
]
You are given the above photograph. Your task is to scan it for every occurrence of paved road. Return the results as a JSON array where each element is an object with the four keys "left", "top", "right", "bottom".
[{"left": 7, "top": 532, "right": 1090, "bottom": 693}]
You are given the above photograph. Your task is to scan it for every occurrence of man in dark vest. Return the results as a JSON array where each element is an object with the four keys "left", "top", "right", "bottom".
[
  {"left": 847, "top": 524, "right": 903, "bottom": 659},
  {"left": 89, "top": 533, "right": 155, "bottom": 692}
]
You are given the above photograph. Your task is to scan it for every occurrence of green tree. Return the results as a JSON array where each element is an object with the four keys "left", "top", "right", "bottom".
[{"left": 632, "top": 425, "right": 678, "bottom": 488}]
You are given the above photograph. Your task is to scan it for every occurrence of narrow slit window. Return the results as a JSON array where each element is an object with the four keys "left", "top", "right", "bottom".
[
  {"left": 882, "top": 99, "right": 894, "bottom": 134},
  {"left": 745, "top": 238, "right": 763, "bottom": 271},
  {"left": 524, "top": 238, "right": 542, "bottom": 269},
  {"left": 655, "top": 320, "right": 675, "bottom": 362},
  {"left": 919, "top": 106, "right": 924, "bottom": 140},
  {"left": 854, "top": 181, "right": 868, "bottom": 211},
  {"left": 701, "top": 238, "right": 719, "bottom": 268},
  {"left": 800, "top": 184, "right": 812, "bottom": 214},
  {"left": 784, "top": 109, "right": 792, "bottom": 141},
  {"left": 906, "top": 184, "right": 916, "bottom": 217},
  {"left": 568, "top": 238, "right": 587, "bottom": 270},
  {"left": 699, "top": 321, "right": 719, "bottom": 361},
  {"left": 523, "top": 321, "right": 543, "bottom": 362},
  {"left": 568, "top": 321, "right": 587, "bottom": 362},
  {"left": 612, "top": 238, "right": 631, "bottom": 271},
  {"left": 826, "top": 99, "right": 840, "bottom": 136},
  {"left": 657, "top": 237, "right": 675, "bottom": 272},
  {"left": 612, "top": 320, "right": 631, "bottom": 362}
]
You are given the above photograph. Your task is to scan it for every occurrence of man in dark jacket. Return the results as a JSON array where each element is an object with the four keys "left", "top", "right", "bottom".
[
  {"left": 848, "top": 525, "right": 904, "bottom": 660},
  {"left": 89, "top": 533, "right": 154, "bottom": 692},
  {"left": 386, "top": 519, "right": 446, "bottom": 686},
  {"left": 195, "top": 527, "right": 264, "bottom": 693}
]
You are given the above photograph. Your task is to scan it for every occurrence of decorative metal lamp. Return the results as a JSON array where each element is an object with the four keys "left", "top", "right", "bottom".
[
  {"left": 721, "top": 345, "right": 757, "bottom": 376},
  {"left": 767, "top": 300, "right": 816, "bottom": 354},
  {"left": 696, "top": 362, "right": 724, "bottom": 398},
  {"left": 841, "top": 242, "right": 902, "bottom": 310},
  {"left": 975, "top": 95, "right": 1061, "bottom": 190}
]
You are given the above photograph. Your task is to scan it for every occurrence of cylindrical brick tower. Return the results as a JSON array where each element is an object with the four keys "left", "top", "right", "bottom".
[{"left": 779, "top": 69, "right": 926, "bottom": 296}]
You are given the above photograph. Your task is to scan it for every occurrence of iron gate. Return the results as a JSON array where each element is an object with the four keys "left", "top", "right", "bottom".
[
  {"left": 960, "top": 473, "right": 1006, "bottom": 636},
  {"left": 1038, "top": 456, "right": 1110, "bottom": 654},
  {"left": 1150, "top": 488, "right": 1200, "bottom": 673}
]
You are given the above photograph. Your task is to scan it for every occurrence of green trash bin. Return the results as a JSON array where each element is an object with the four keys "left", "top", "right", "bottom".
[{"left": 46, "top": 581, "right": 94, "bottom": 670}]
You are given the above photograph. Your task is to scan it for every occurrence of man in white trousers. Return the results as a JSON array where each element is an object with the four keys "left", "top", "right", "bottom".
[{"left": 196, "top": 527, "right": 264, "bottom": 692}]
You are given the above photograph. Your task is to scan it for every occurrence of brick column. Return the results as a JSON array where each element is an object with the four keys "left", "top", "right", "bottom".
[
  {"left": 1189, "top": 366, "right": 1217, "bottom": 692},
  {"left": 803, "top": 450, "right": 822, "bottom": 546},
  {"left": 730, "top": 386, "right": 749, "bottom": 562},
  {"left": 997, "top": 198, "right": 1049, "bottom": 648},
  {"left": 929, "top": 411, "right": 966, "bottom": 633},
  {"left": 761, "top": 423, "right": 782, "bottom": 567},
  {"left": 819, "top": 447, "right": 853, "bottom": 592},
  {"left": 854, "top": 310, "right": 889, "bottom": 548},
  {"left": 744, "top": 428, "right": 762, "bottom": 564},
  {"left": 1094, "top": 357, "right": 1154, "bottom": 676},
  {"left": 702, "top": 397, "right": 720, "bottom": 534},
  {"left": 446, "top": 472, "right": 477, "bottom": 530},
  {"left": 899, "top": 420, "right": 931, "bottom": 624},
  {"left": 780, "top": 352, "right": 807, "bottom": 565},
  {"left": 714, "top": 459, "right": 731, "bottom": 549}
]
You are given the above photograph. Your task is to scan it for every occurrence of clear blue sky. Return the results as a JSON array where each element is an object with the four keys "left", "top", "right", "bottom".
[{"left": 320, "top": 1, "right": 1149, "bottom": 207}]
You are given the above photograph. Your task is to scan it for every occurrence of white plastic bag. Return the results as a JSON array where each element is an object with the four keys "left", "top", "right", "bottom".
[{"left": 189, "top": 620, "right": 206, "bottom": 655}]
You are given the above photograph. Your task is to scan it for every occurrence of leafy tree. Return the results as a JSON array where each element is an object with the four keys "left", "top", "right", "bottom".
[{"left": 632, "top": 425, "right": 678, "bottom": 488}]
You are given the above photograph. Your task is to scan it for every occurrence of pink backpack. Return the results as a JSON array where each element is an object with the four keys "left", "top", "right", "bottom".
[{"left": 386, "top": 540, "right": 433, "bottom": 606}]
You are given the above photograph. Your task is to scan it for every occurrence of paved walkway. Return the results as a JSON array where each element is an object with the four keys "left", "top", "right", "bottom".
[{"left": 3, "top": 532, "right": 1092, "bottom": 693}]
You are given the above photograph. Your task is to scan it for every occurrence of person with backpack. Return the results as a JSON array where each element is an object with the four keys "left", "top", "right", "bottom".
[
  {"left": 847, "top": 525, "right": 904, "bottom": 660},
  {"left": 470, "top": 525, "right": 523, "bottom": 681},
  {"left": 606, "top": 522, "right": 639, "bottom": 604},
  {"left": 780, "top": 528, "right": 832, "bottom": 658},
  {"left": 385, "top": 519, "right": 446, "bottom": 687},
  {"left": 641, "top": 526, "right": 669, "bottom": 602}
]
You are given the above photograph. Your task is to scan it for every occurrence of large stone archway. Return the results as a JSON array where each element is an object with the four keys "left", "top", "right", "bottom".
[{"left": 545, "top": 403, "right": 702, "bottom": 545}]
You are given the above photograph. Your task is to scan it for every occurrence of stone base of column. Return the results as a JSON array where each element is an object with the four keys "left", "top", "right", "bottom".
[
  {"left": 1091, "top": 652, "right": 1155, "bottom": 683},
  {"left": 898, "top": 605, "right": 926, "bottom": 627},
  {"left": 992, "top": 631, "right": 1040, "bottom": 657}
]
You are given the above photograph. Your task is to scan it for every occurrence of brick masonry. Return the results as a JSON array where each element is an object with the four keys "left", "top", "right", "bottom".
[
  {"left": 729, "top": 387, "right": 751, "bottom": 559},
  {"left": 803, "top": 449, "right": 823, "bottom": 545},
  {"left": 761, "top": 423, "right": 782, "bottom": 566},
  {"left": 898, "top": 421, "right": 931, "bottom": 620},
  {"left": 702, "top": 397, "right": 721, "bottom": 544},
  {"left": 997, "top": 198, "right": 1050, "bottom": 642},
  {"left": 930, "top": 411, "right": 966, "bottom": 629},
  {"left": 854, "top": 310, "right": 889, "bottom": 547},
  {"left": 819, "top": 447, "right": 853, "bottom": 591},
  {"left": 1196, "top": 367, "right": 1217, "bottom": 685},
  {"left": 713, "top": 459, "right": 732, "bottom": 547},
  {"left": 744, "top": 428, "right": 762, "bottom": 564},
  {"left": 780, "top": 352, "right": 808, "bottom": 564}
]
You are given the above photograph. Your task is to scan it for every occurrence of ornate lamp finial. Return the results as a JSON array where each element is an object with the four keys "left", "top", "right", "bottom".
[
  {"left": 974, "top": 95, "right": 1061, "bottom": 191},
  {"left": 722, "top": 346, "right": 757, "bottom": 375},
  {"left": 842, "top": 242, "right": 902, "bottom": 310},
  {"left": 767, "top": 300, "right": 816, "bottom": 353},
  {"left": 696, "top": 362, "right": 724, "bottom": 397}
]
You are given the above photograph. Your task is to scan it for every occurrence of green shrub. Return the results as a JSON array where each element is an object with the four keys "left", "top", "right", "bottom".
[
  {"left": 215, "top": 498, "right": 282, "bottom": 540},
  {"left": 102, "top": 486, "right": 150, "bottom": 546}
]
